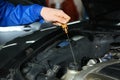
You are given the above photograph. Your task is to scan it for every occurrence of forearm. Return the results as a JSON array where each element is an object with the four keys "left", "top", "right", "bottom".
[{"left": 0, "top": 1, "right": 44, "bottom": 26}]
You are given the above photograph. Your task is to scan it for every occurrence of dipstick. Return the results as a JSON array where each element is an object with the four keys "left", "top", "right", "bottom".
[{"left": 61, "top": 24, "right": 77, "bottom": 64}]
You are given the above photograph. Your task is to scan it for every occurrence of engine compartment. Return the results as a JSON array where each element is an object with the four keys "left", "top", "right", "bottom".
[
  {"left": 1, "top": 26, "right": 120, "bottom": 80},
  {"left": 19, "top": 30, "right": 120, "bottom": 80}
]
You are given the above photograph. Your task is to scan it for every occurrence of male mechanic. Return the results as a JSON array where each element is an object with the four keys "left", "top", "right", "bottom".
[{"left": 0, "top": 0, "right": 70, "bottom": 26}]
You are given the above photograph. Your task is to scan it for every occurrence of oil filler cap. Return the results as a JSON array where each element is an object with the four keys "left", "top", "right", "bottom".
[{"left": 68, "top": 63, "right": 81, "bottom": 71}]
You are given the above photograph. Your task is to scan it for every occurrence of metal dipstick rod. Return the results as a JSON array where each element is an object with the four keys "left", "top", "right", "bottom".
[{"left": 61, "top": 24, "right": 77, "bottom": 64}]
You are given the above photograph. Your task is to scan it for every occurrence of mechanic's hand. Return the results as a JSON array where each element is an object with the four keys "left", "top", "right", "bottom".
[{"left": 41, "top": 7, "right": 71, "bottom": 26}]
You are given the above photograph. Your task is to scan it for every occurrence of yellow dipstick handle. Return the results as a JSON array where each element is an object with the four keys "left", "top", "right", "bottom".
[{"left": 61, "top": 24, "right": 68, "bottom": 34}]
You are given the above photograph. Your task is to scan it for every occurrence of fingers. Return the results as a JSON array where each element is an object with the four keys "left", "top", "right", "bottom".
[
  {"left": 53, "top": 16, "right": 67, "bottom": 24},
  {"left": 54, "top": 10, "right": 71, "bottom": 24},
  {"left": 53, "top": 22, "right": 62, "bottom": 26},
  {"left": 59, "top": 10, "right": 71, "bottom": 22}
]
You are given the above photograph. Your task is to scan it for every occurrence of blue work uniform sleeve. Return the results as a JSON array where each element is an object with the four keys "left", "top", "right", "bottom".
[{"left": 0, "top": 0, "right": 44, "bottom": 26}]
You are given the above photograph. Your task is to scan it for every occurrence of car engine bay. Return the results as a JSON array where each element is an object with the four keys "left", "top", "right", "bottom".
[
  {"left": 21, "top": 31, "right": 120, "bottom": 80},
  {"left": 19, "top": 30, "right": 120, "bottom": 80},
  {"left": 0, "top": 23, "right": 120, "bottom": 80}
]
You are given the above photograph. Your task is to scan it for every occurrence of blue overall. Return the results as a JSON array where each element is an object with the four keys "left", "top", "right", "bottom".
[{"left": 0, "top": 0, "right": 44, "bottom": 26}]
